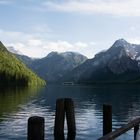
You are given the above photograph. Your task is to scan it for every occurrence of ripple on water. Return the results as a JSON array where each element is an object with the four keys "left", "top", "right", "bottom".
[{"left": 1, "top": 85, "right": 140, "bottom": 140}]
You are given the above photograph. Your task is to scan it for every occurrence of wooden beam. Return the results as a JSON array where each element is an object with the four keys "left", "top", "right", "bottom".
[{"left": 98, "top": 117, "right": 140, "bottom": 140}]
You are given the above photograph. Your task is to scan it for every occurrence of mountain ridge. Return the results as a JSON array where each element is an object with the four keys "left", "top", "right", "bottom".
[
  {"left": 15, "top": 51, "right": 87, "bottom": 83},
  {"left": 14, "top": 38, "right": 140, "bottom": 84},
  {"left": 61, "top": 39, "right": 140, "bottom": 84}
]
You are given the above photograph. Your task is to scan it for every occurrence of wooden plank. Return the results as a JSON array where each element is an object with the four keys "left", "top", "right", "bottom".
[{"left": 98, "top": 117, "right": 140, "bottom": 140}]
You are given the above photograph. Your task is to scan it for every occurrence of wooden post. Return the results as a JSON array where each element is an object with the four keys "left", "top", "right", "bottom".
[
  {"left": 65, "top": 98, "right": 76, "bottom": 139},
  {"left": 103, "top": 104, "right": 112, "bottom": 136},
  {"left": 98, "top": 117, "right": 140, "bottom": 140},
  {"left": 134, "top": 124, "right": 139, "bottom": 140},
  {"left": 28, "top": 116, "right": 44, "bottom": 140},
  {"left": 54, "top": 99, "right": 65, "bottom": 140}
]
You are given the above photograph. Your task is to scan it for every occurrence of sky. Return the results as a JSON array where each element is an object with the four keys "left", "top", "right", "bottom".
[{"left": 1, "top": 0, "right": 140, "bottom": 58}]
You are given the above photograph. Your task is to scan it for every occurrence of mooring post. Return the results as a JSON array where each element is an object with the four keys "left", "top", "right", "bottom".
[
  {"left": 28, "top": 116, "right": 44, "bottom": 140},
  {"left": 134, "top": 124, "right": 139, "bottom": 140},
  {"left": 103, "top": 104, "right": 112, "bottom": 136},
  {"left": 54, "top": 99, "right": 65, "bottom": 140},
  {"left": 65, "top": 98, "right": 76, "bottom": 139}
]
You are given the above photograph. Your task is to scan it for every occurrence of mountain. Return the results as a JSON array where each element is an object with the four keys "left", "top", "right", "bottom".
[
  {"left": 62, "top": 39, "right": 140, "bottom": 84},
  {"left": 15, "top": 54, "right": 36, "bottom": 66},
  {"left": 16, "top": 51, "right": 87, "bottom": 83},
  {"left": 7, "top": 46, "right": 22, "bottom": 55},
  {"left": 0, "top": 41, "right": 45, "bottom": 86},
  {"left": 29, "top": 52, "right": 87, "bottom": 83}
]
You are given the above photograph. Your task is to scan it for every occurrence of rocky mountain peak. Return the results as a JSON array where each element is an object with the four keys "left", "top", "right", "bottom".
[
  {"left": 112, "top": 39, "right": 130, "bottom": 48},
  {"left": 46, "top": 51, "right": 58, "bottom": 58}
]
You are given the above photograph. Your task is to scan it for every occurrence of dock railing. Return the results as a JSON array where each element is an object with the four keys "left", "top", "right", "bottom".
[
  {"left": 27, "top": 99, "right": 140, "bottom": 140},
  {"left": 98, "top": 104, "right": 140, "bottom": 140}
]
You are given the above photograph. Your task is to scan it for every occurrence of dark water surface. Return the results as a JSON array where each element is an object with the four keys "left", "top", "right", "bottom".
[{"left": 0, "top": 85, "right": 140, "bottom": 140}]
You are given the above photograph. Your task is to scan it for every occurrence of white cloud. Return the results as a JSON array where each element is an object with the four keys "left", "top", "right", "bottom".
[
  {"left": 0, "top": 29, "right": 33, "bottom": 42},
  {"left": 43, "top": 40, "right": 73, "bottom": 51},
  {"left": 90, "top": 42, "right": 97, "bottom": 46},
  {"left": 130, "top": 26, "right": 136, "bottom": 31},
  {"left": 43, "top": 0, "right": 140, "bottom": 17},
  {"left": 42, "top": 40, "right": 96, "bottom": 58},
  {"left": 75, "top": 42, "right": 88, "bottom": 48},
  {"left": 128, "top": 38, "right": 140, "bottom": 44},
  {"left": 0, "top": 29, "right": 47, "bottom": 57},
  {"left": 27, "top": 39, "right": 42, "bottom": 46},
  {"left": 0, "top": 29, "right": 97, "bottom": 58}
]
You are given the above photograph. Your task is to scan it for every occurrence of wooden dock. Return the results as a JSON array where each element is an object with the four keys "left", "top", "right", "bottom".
[
  {"left": 27, "top": 98, "right": 140, "bottom": 140},
  {"left": 27, "top": 98, "right": 76, "bottom": 140}
]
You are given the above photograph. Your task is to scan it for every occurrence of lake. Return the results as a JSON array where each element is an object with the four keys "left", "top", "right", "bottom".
[{"left": 0, "top": 85, "right": 140, "bottom": 140}]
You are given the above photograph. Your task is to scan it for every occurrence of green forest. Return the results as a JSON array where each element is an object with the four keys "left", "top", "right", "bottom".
[{"left": 0, "top": 41, "right": 45, "bottom": 86}]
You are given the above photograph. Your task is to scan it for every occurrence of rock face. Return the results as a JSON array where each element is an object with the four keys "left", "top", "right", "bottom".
[
  {"left": 62, "top": 39, "right": 140, "bottom": 84},
  {"left": 16, "top": 51, "right": 87, "bottom": 83}
]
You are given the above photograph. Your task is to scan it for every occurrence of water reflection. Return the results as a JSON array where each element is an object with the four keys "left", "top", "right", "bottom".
[
  {"left": 0, "top": 85, "right": 140, "bottom": 139},
  {"left": 0, "top": 86, "right": 42, "bottom": 117},
  {"left": 0, "top": 86, "right": 44, "bottom": 139}
]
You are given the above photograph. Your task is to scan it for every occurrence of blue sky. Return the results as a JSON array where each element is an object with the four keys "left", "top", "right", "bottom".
[{"left": 1, "top": 0, "right": 140, "bottom": 58}]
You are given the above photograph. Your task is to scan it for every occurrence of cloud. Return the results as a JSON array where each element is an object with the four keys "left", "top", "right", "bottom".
[
  {"left": 43, "top": 40, "right": 73, "bottom": 51},
  {"left": 130, "top": 26, "right": 136, "bottom": 31},
  {"left": 128, "top": 38, "right": 140, "bottom": 44},
  {"left": 40, "top": 40, "right": 96, "bottom": 58},
  {"left": 75, "top": 42, "right": 88, "bottom": 48},
  {"left": 0, "top": 29, "right": 96, "bottom": 58},
  {"left": 27, "top": 39, "right": 42, "bottom": 46},
  {"left": 8, "top": 40, "right": 96, "bottom": 58},
  {"left": 0, "top": 29, "right": 46, "bottom": 57},
  {"left": 43, "top": 0, "right": 140, "bottom": 17}
]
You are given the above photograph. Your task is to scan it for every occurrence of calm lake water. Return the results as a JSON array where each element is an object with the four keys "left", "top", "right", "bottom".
[{"left": 0, "top": 85, "right": 140, "bottom": 140}]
